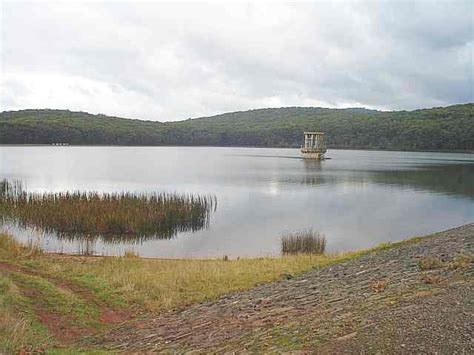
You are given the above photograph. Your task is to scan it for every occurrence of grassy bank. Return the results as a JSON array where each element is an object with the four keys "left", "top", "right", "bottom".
[{"left": 0, "top": 233, "right": 423, "bottom": 353}]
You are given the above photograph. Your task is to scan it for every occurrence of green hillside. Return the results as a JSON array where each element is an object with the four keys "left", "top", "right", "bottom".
[{"left": 1, "top": 104, "right": 473, "bottom": 151}]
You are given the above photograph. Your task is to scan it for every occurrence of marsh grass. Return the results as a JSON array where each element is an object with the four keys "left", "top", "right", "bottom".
[
  {"left": 281, "top": 229, "right": 326, "bottom": 255},
  {"left": 0, "top": 179, "right": 216, "bottom": 242},
  {"left": 123, "top": 250, "right": 140, "bottom": 258},
  {"left": 0, "top": 232, "right": 42, "bottom": 260}
]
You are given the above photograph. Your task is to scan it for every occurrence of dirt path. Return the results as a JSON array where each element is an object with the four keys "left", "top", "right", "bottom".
[
  {"left": 94, "top": 224, "right": 474, "bottom": 353},
  {"left": 0, "top": 260, "right": 130, "bottom": 345}
]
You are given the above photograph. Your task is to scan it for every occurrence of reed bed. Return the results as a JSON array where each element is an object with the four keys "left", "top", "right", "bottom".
[
  {"left": 281, "top": 229, "right": 326, "bottom": 255},
  {"left": 0, "top": 179, "right": 216, "bottom": 241}
]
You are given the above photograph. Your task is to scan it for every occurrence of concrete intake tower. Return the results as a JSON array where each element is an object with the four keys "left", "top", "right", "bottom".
[{"left": 301, "top": 132, "right": 327, "bottom": 159}]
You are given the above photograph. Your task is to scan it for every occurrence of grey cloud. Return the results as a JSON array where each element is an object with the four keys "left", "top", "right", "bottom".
[{"left": 1, "top": 1, "right": 472, "bottom": 121}]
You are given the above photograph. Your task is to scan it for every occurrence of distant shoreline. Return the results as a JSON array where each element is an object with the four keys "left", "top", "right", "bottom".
[{"left": 1, "top": 144, "right": 473, "bottom": 154}]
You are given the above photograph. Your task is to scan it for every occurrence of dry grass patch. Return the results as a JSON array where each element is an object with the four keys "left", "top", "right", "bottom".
[
  {"left": 418, "top": 256, "right": 444, "bottom": 270},
  {"left": 37, "top": 252, "right": 361, "bottom": 312},
  {"left": 418, "top": 254, "right": 472, "bottom": 273},
  {"left": 0, "top": 234, "right": 42, "bottom": 260},
  {"left": 0, "top": 232, "right": 431, "bottom": 315},
  {"left": 421, "top": 273, "right": 443, "bottom": 284},
  {"left": 447, "top": 254, "right": 473, "bottom": 270},
  {"left": 123, "top": 250, "right": 140, "bottom": 258},
  {"left": 0, "top": 310, "right": 31, "bottom": 353},
  {"left": 370, "top": 279, "right": 388, "bottom": 293}
]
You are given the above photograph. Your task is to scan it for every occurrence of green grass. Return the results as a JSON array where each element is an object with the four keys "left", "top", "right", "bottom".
[
  {"left": 7, "top": 271, "right": 101, "bottom": 328},
  {"left": 0, "top": 274, "right": 53, "bottom": 353}
]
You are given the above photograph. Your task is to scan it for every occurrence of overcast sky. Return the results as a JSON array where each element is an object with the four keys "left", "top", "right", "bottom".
[{"left": 1, "top": 0, "right": 473, "bottom": 121}]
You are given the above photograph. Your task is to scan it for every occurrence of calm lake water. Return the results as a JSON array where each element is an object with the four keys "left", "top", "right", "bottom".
[{"left": 1, "top": 146, "right": 473, "bottom": 258}]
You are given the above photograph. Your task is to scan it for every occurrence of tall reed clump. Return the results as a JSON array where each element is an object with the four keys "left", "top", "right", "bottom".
[
  {"left": 281, "top": 229, "right": 326, "bottom": 255},
  {"left": 0, "top": 179, "right": 216, "bottom": 242}
]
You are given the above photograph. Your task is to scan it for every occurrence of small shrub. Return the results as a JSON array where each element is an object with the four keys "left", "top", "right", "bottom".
[
  {"left": 447, "top": 254, "right": 473, "bottom": 270},
  {"left": 370, "top": 280, "right": 388, "bottom": 293},
  {"left": 418, "top": 257, "right": 444, "bottom": 270},
  {"left": 123, "top": 250, "right": 139, "bottom": 258},
  {"left": 281, "top": 229, "right": 326, "bottom": 255},
  {"left": 421, "top": 274, "right": 443, "bottom": 284}
]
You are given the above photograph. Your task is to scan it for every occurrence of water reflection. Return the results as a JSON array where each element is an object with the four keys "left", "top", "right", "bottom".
[
  {"left": 301, "top": 159, "right": 345, "bottom": 186},
  {"left": 300, "top": 159, "right": 474, "bottom": 199},
  {"left": 370, "top": 164, "right": 474, "bottom": 198},
  {"left": 0, "top": 146, "right": 472, "bottom": 257},
  {"left": 0, "top": 179, "right": 216, "bottom": 250}
]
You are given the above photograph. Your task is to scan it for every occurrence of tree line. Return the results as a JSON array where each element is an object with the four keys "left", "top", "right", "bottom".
[{"left": 1, "top": 104, "right": 472, "bottom": 151}]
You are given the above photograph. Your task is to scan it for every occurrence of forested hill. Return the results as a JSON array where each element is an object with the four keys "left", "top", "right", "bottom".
[{"left": 1, "top": 104, "right": 473, "bottom": 151}]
